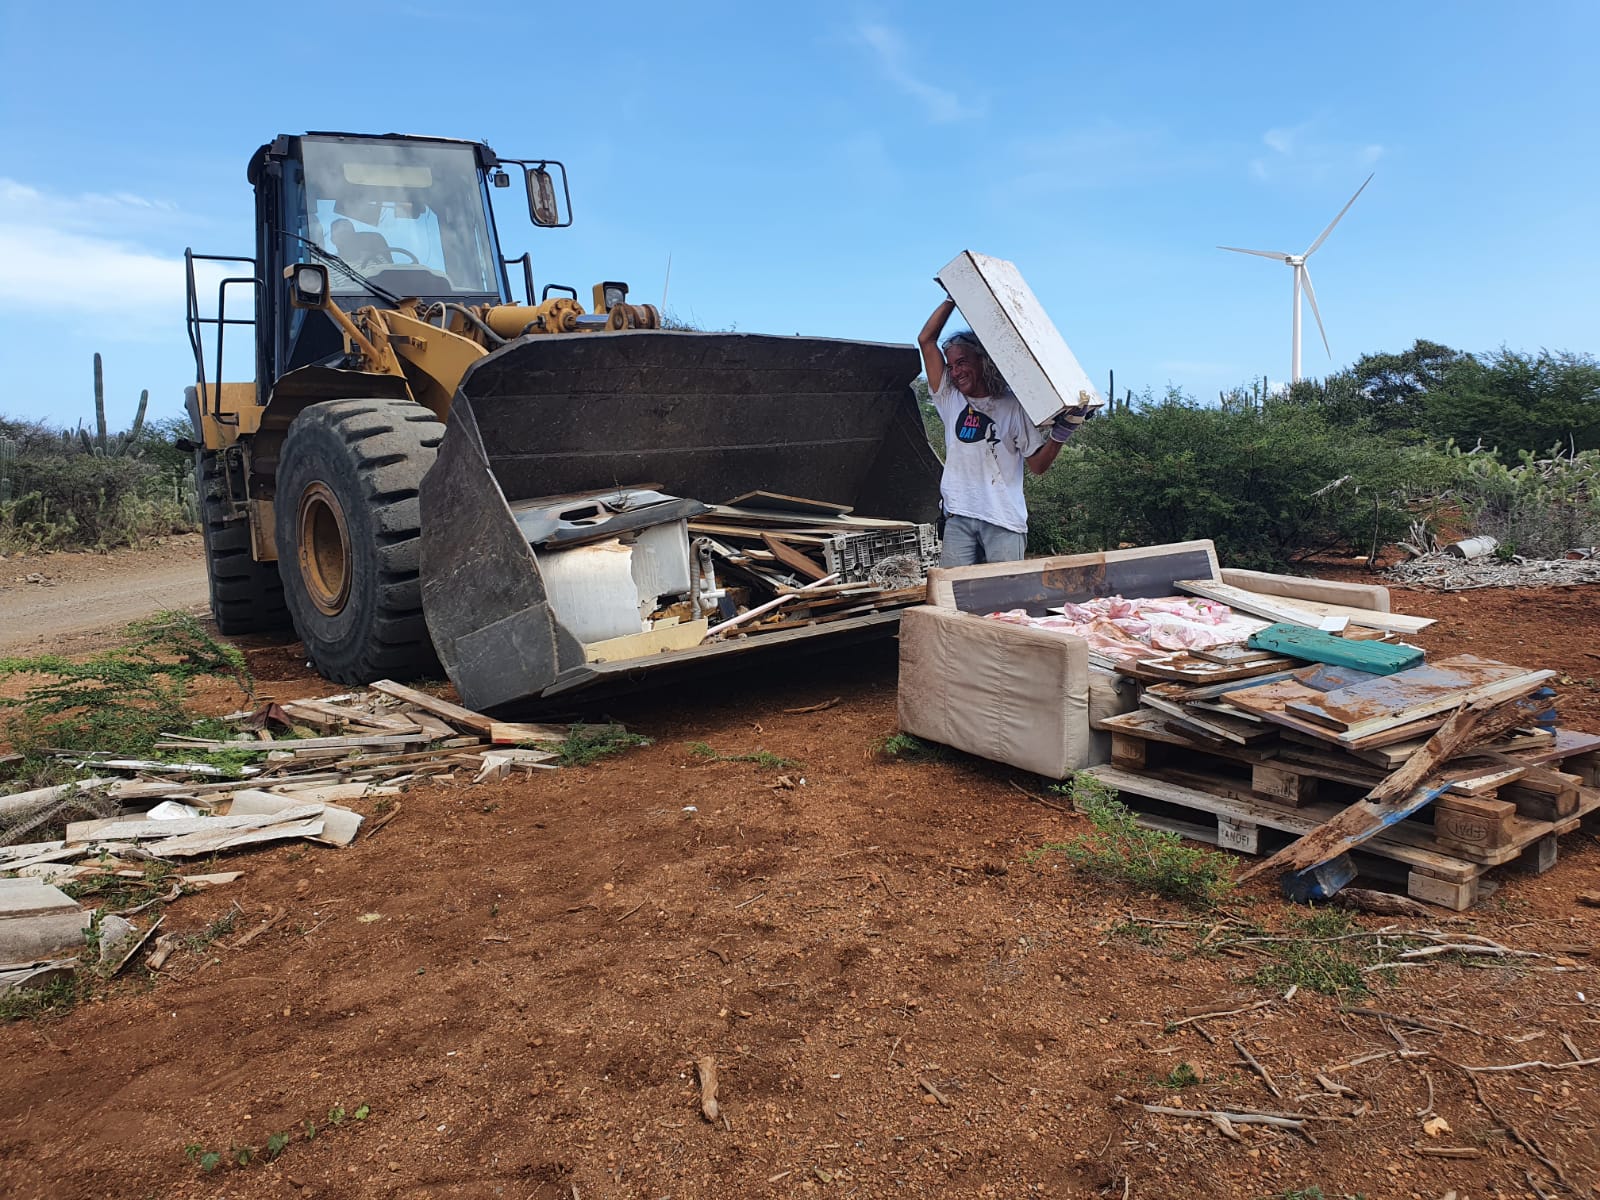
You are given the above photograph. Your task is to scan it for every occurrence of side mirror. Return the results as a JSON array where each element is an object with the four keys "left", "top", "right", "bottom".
[
  {"left": 285, "top": 262, "right": 330, "bottom": 310},
  {"left": 525, "top": 163, "right": 571, "bottom": 227}
]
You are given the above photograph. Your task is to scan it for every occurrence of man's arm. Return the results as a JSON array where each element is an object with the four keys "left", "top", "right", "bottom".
[
  {"left": 918, "top": 297, "right": 957, "bottom": 394},
  {"left": 1025, "top": 410, "right": 1085, "bottom": 475}
]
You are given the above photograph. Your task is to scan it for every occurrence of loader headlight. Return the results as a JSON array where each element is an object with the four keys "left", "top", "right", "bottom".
[{"left": 285, "top": 263, "right": 330, "bottom": 309}]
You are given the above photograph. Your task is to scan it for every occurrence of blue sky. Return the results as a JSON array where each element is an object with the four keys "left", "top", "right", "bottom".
[{"left": 1, "top": 2, "right": 1596, "bottom": 429}]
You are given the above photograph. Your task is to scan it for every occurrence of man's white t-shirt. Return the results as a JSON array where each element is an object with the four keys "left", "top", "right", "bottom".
[{"left": 929, "top": 376, "right": 1047, "bottom": 535}]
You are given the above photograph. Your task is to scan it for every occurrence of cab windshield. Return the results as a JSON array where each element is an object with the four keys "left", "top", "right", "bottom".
[{"left": 298, "top": 139, "right": 501, "bottom": 295}]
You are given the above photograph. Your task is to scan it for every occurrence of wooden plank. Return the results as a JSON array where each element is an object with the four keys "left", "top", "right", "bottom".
[
  {"left": 723, "top": 491, "right": 853, "bottom": 517},
  {"left": 1175, "top": 579, "right": 1435, "bottom": 634},
  {"left": 1140, "top": 695, "right": 1274, "bottom": 745},
  {"left": 1433, "top": 795, "right": 1517, "bottom": 853},
  {"left": 279, "top": 699, "right": 421, "bottom": 734},
  {"left": 1315, "top": 668, "right": 1554, "bottom": 743},
  {"left": 1252, "top": 764, "right": 1317, "bottom": 807},
  {"left": 1116, "top": 655, "right": 1294, "bottom": 685},
  {"left": 1283, "top": 655, "right": 1545, "bottom": 733},
  {"left": 0, "top": 777, "right": 115, "bottom": 821},
  {"left": 154, "top": 733, "right": 424, "bottom": 753},
  {"left": 1191, "top": 643, "right": 1278, "bottom": 666},
  {"left": 583, "top": 620, "right": 711, "bottom": 663},
  {"left": 1083, "top": 765, "right": 1478, "bottom": 880},
  {"left": 759, "top": 534, "right": 831, "bottom": 582},
  {"left": 369, "top": 680, "right": 494, "bottom": 734},
  {"left": 688, "top": 522, "right": 833, "bottom": 546},
  {"left": 1247, "top": 623, "right": 1424, "bottom": 675},
  {"left": 488, "top": 722, "right": 569, "bottom": 745}
]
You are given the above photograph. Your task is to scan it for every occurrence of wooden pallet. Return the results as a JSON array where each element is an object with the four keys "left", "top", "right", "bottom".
[
  {"left": 1082, "top": 763, "right": 1600, "bottom": 911},
  {"left": 1100, "top": 708, "right": 1592, "bottom": 837}
]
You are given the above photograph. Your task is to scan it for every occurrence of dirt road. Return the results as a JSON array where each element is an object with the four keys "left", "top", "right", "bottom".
[{"left": 0, "top": 535, "right": 209, "bottom": 656}]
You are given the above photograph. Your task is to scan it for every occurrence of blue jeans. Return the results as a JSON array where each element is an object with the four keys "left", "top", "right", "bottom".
[{"left": 940, "top": 514, "right": 1027, "bottom": 568}]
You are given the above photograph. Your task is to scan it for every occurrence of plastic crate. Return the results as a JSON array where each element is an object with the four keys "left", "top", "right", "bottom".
[{"left": 822, "top": 524, "right": 941, "bottom": 584}]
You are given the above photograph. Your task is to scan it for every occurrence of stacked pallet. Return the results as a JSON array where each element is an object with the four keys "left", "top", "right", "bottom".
[
  {"left": 691, "top": 491, "right": 938, "bottom": 637},
  {"left": 1089, "top": 641, "right": 1600, "bottom": 910}
]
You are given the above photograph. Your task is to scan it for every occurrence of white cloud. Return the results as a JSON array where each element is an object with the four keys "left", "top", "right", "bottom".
[
  {"left": 855, "top": 21, "right": 978, "bottom": 123},
  {"left": 1249, "top": 121, "right": 1385, "bottom": 184},
  {"left": 0, "top": 177, "right": 244, "bottom": 336}
]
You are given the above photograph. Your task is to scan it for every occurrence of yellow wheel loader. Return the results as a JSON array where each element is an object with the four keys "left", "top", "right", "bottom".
[{"left": 184, "top": 132, "right": 940, "bottom": 709}]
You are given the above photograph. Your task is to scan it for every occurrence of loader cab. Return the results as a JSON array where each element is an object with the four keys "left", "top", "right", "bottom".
[{"left": 249, "top": 132, "right": 517, "bottom": 394}]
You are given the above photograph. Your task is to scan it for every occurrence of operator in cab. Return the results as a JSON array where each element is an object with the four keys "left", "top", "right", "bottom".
[{"left": 918, "top": 294, "right": 1084, "bottom": 568}]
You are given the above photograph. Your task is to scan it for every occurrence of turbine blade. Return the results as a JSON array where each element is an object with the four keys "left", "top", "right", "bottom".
[
  {"left": 1218, "top": 245, "right": 1291, "bottom": 261},
  {"left": 1304, "top": 173, "right": 1374, "bottom": 257},
  {"left": 1300, "top": 265, "right": 1331, "bottom": 357}
]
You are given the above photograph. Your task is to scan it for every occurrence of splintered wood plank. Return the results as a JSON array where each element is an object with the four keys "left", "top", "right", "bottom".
[
  {"left": 760, "top": 534, "right": 830, "bottom": 582},
  {"left": 1175, "top": 579, "right": 1435, "bottom": 634},
  {"left": 1238, "top": 693, "right": 1546, "bottom": 881},
  {"left": 66, "top": 804, "right": 326, "bottom": 847},
  {"left": 369, "top": 680, "right": 494, "bottom": 734}
]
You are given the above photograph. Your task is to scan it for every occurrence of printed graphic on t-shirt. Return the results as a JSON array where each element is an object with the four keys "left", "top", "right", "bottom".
[{"left": 956, "top": 403, "right": 998, "bottom": 444}]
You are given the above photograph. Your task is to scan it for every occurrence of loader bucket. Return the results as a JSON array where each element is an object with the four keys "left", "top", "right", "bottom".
[{"left": 419, "top": 330, "right": 943, "bottom": 711}]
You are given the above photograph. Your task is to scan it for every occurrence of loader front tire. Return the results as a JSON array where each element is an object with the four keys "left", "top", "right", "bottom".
[
  {"left": 275, "top": 399, "right": 445, "bottom": 683},
  {"left": 197, "top": 449, "right": 292, "bottom": 635}
]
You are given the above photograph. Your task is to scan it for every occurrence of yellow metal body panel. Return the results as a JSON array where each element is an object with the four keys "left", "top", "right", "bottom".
[
  {"left": 382, "top": 308, "right": 490, "bottom": 419},
  {"left": 196, "top": 382, "right": 261, "bottom": 449}
]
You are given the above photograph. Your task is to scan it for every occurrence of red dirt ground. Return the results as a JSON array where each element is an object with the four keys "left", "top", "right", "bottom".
[{"left": 2, "top": 571, "right": 1598, "bottom": 1200}]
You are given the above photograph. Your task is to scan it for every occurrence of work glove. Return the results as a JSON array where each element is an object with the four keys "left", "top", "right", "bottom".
[{"left": 1048, "top": 409, "right": 1087, "bottom": 443}]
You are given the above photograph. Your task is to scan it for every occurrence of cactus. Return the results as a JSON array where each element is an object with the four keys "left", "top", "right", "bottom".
[
  {"left": 0, "top": 435, "right": 15, "bottom": 503},
  {"left": 79, "top": 352, "right": 149, "bottom": 457}
]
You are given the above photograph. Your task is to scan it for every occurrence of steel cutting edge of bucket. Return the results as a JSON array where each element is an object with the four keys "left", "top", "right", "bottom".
[{"left": 418, "top": 330, "right": 942, "bottom": 711}]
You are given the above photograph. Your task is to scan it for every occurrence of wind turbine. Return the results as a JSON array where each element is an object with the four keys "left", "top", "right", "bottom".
[{"left": 1220, "top": 174, "right": 1373, "bottom": 384}]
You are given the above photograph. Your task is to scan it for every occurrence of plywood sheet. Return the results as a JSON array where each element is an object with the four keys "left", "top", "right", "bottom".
[{"left": 936, "top": 250, "right": 1103, "bottom": 426}]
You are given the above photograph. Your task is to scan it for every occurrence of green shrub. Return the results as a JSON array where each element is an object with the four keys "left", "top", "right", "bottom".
[
  {"left": 0, "top": 611, "right": 251, "bottom": 766},
  {"left": 1036, "top": 774, "right": 1233, "bottom": 907},
  {"left": 1444, "top": 443, "right": 1600, "bottom": 557},
  {"left": 0, "top": 447, "right": 194, "bottom": 552},
  {"left": 1025, "top": 389, "right": 1448, "bottom": 569}
]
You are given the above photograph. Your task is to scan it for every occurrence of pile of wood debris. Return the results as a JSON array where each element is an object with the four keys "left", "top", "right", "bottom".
[
  {"left": 1385, "top": 551, "right": 1600, "bottom": 591},
  {"left": 1084, "top": 581, "right": 1600, "bottom": 910},
  {"left": 0, "top": 679, "right": 613, "bottom": 994},
  {"left": 692, "top": 492, "right": 937, "bottom": 638}
]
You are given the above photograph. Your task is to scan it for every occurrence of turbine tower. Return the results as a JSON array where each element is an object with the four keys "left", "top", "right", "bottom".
[{"left": 1220, "top": 174, "right": 1373, "bottom": 384}]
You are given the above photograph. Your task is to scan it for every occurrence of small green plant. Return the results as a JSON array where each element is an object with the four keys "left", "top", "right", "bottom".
[
  {"left": 265, "top": 1132, "right": 291, "bottom": 1161},
  {"left": 875, "top": 732, "right": 946, "bottom": 761},
  {"left": 553, "top": 723, "right": 651, "bottom": 767},
  {"left": 232, "top": 1145, "right": 255, "bottom": 1168},
  {"left": 1105, "top": 919, "right": 1164, "bottom": 947},
  {"left": 185, "top": 908, "right": 239, "bottom": 953},
  {"left": 687, "top": 742, "right": 799, "bottom": 769},
  {"left": 184, "top": 1145, "right": 222, "bottom": 1174},
  {"left": 0, "top": 611, "right": 251, "bottom": 769},
  {"left": 1244, "top": 909, "right": 1409, "bottom": 998},
  {"left": 1157, "top": 1062, "right": 1201, "bottom": 1089},
  {"left": 0, "top": 974, "right": 79, "bottom": 1022},
  {"left": 327, "top": 1104, "right": 346, "bottom": 1126},
  {"left": 1274, "top": 1188, "right": 1366, "bottom": 1200},
  {"left": 1037, "top": 775, "right": 1233, "bottom": 907}
]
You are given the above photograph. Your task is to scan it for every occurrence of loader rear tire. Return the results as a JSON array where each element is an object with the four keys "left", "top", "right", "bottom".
[
  {"left": 196, "top": 449, "right": 292, "bottom": 635},
  {"left": 275, "top": 398, "right": 445, "bottom": 683}
]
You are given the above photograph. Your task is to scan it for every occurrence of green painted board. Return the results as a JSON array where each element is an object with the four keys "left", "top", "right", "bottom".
[{"left": 1246, "top": 623, "right": 1423, "bottom": 676}]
